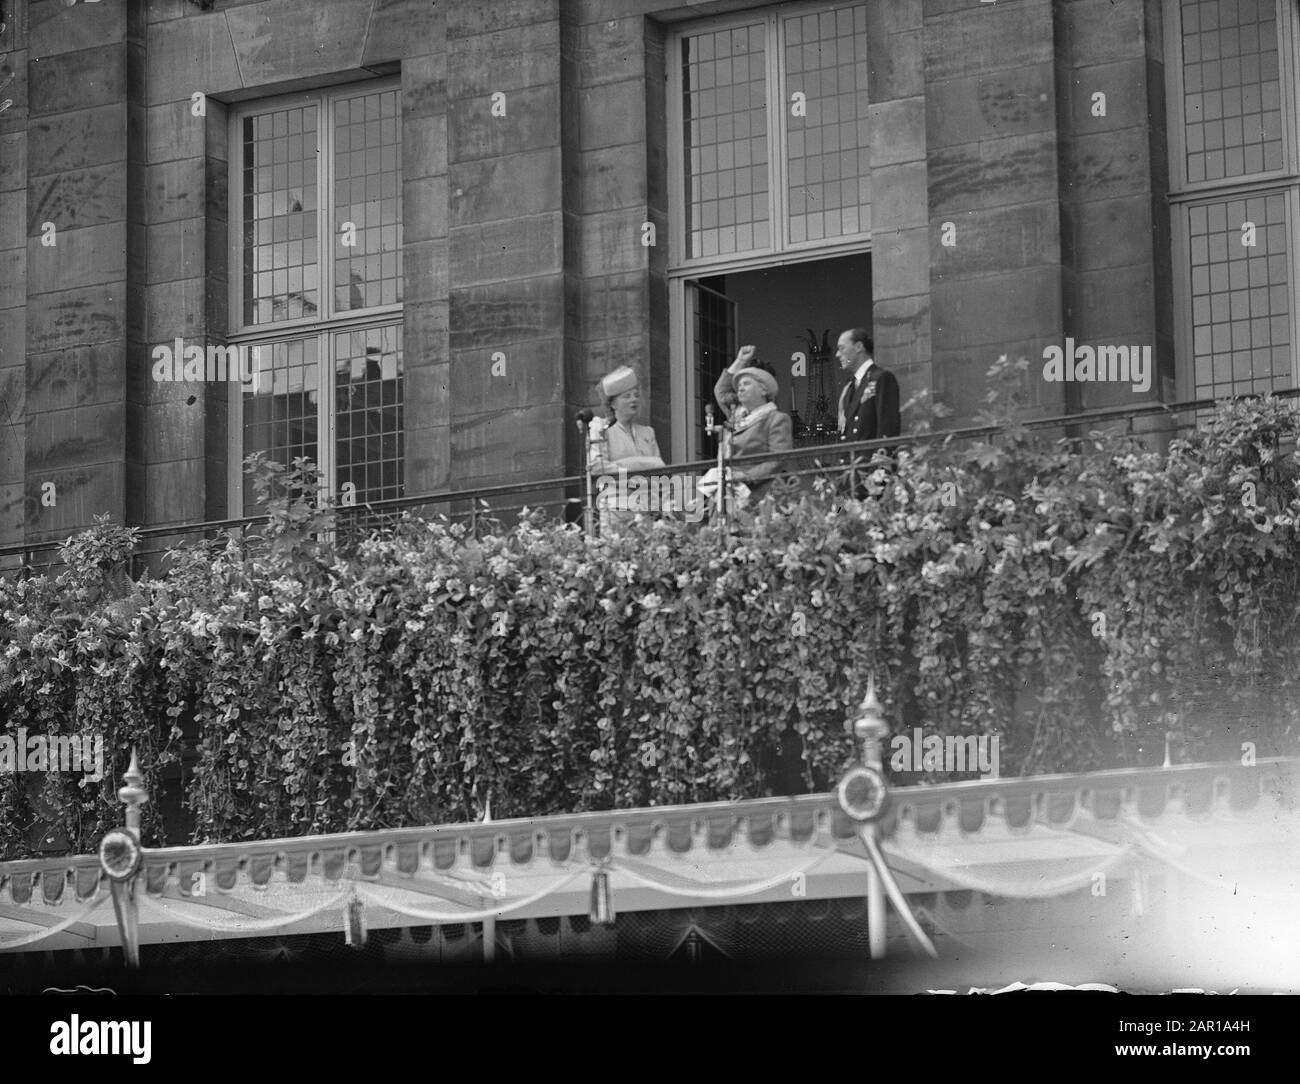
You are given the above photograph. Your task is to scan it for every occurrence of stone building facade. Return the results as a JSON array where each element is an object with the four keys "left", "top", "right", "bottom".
[{"left": 0, "top": 0, "right": 1295, "bottom": 550}]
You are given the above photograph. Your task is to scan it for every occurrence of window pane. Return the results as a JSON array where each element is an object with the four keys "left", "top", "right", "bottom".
[
  {"left": 334, "top": 324, "right": 404, "bottom": 504},
  {"left": 241, "top": 105, "right": 319, "bottom": 325},
  {"left": 241, "top": 337, "right": 320, "bottom": 516},
  {"left": 783, "top": 4, "right": 870, "bottom": 244},
  {"left": 333, "top": 89, "right": 404, "bottom": 311},
  {"left": 682, "top": 22, "right": 768, "bottom": 258},
  {"left": 692, "top": 283, "right": 736, "bottom": 454},
  {"left": 1187, "top": 191, "right": 1292, "bottom": 399},
  {"left": 1180, "top": 0, "right": 1283, "bottom": 183}
]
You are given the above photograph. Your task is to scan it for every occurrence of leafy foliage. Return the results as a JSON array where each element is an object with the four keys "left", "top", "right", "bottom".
[{"left": 3, "top": 380, "right": 1299, "bottom": 858}]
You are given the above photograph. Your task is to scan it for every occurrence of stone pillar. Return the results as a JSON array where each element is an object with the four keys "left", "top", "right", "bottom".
[
  {"left": 23, "top": 0, "right": 144, "bottom": 541},
  {"left": 138, "top": 2, "right": 226, "bottom": 529},
  {"left": 1056, "top": 0, "right": 1173, "bottom": 411},
  {"left": 866, "top": 0, "right": 931, "bottom": 407},
  {"left": 400, "top": 5, "right": 451, "bottom": 496},
  {"left": 924, "top": 0, "right": 1066, "bottom": 421},
  {"left": 446, "top": 0, "right": 567, "bottom": 489},
  {"left": 0, "top": 2, "right": 27, "bottom": 564},
  {"left": 562, "top": 6, "right": 664, "bottom": 471}
]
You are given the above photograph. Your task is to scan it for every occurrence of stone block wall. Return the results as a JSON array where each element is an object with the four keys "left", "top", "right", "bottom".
[
  {"left": 866, "top": 0, "right": 931, "bottom": 411},
  {"left": 925, "top": 0, "right": 1066, "bottom": 418},
  {"left": 0, "top": 0, "right": 1179, "bottom": 552},
  {"left": 0, "top": 2, "right": 26, "bottom": 563},
  {"left": 22, "top": 0, "right": 140, "bottom": 542},
  {"left": 562, "top": 5, "right": 666, "bottom": 467},
  {"left": 1056, "top": 0, "right": 1174, "bottom": 410},
  {"left": 401, "top": 6, "right": 450, "bottom": 497},
  {"left": 448, "top": 0, "right": 566, "bottom": 490}
]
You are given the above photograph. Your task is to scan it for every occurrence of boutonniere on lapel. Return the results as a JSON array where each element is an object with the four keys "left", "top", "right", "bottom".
[{"left": 863, "top": 380, "right": 877, "bottom": 401}]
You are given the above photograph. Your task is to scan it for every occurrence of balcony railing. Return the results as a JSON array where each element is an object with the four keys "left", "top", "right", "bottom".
[{"left": 1, "top": 388, "right": 1296, "bottom": 577}]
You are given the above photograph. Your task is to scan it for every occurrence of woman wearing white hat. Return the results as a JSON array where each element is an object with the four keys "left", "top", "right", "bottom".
[
  {"left": 588, "top": 366, "right": 666, "bottom": 528},
  {"left": 710, "top": 344, "right": 793, "bottom": 505},
  {"left": 589, "top": 366, "right": 664, "bottom": 473}
]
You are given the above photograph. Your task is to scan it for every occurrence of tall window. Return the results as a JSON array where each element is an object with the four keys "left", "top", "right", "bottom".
[
  {"left": 1167, "top": 0, "right": 1300, "bottom": 400},
  {"left": 672, "top": 4, "right": 871, "bottom": 265},
  {"left": 667, "top": 3, "right": 872, "bottom": 460},
  {"left": 228, "top": 82, "right": 404, "bottom": 515}
]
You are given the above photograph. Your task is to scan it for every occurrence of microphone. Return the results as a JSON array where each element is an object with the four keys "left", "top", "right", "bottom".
[{"left": 577, "top": 408, "right": 605, "bottom": 447}]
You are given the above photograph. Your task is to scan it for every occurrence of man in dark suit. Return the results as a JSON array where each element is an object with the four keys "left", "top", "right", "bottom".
[
  {"left": 836, "top": 328, "right": 900, "bottom": 444},
  {"left": 835, "top": 329, "right": 900, "bottom": 498}
]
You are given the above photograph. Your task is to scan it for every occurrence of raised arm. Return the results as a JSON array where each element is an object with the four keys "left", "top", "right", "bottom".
[
  {"left": 713, "top": 345, "right": 758, "bottom": 418},
  {"left": 713, "top": 367, "right": 739, "bottom": 419}
]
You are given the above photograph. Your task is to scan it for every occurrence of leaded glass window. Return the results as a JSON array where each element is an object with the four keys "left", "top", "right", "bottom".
[
  {"left": 230, "top": 81, "right": 404, "bottom": 514},
  {"left": 675, "top": 3, "right": 871, "bottom": 263}
]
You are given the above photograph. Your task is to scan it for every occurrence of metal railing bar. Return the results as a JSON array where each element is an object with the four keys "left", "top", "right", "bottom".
[{"left": 1, "top": 388, "right": 1294, "bottom": 564}]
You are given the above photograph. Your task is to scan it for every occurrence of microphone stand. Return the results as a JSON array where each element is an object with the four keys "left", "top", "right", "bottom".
[
  {"left": 578, "top": 412, "right": 606, "bottom": 538},
  {"left": 703, "top": 404, "right": 732, "bottom": 532}
]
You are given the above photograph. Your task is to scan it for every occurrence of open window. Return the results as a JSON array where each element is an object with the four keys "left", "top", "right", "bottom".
[
  {"left": 667, "top": 4, "right": 873, "bottom": 461},
  {"left": 684, "top": 254, "right": 872, "bottom": 458}
]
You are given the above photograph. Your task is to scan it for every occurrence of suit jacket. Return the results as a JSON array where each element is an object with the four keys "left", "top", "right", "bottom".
[
  {"left": 713, "top": 368, "right": 793, "bottom": 499},
  {"left": 839, "top": 363, "right": 900, "bottom": 443}
]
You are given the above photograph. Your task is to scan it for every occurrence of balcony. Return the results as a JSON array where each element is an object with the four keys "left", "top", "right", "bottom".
[{"left": 1, "top": 379, "right": 1298, "bottom": 863}]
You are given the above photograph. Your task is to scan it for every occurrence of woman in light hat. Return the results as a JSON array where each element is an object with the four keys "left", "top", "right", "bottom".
[
  {"left": 589, "top": 366, "right": 664, "bottom": 474},
  {"left": 710, "top": 344, "right": 793, "bottom": 504},
  {"left": 588, "top": 366, "right": 666, "bottom": 529}
]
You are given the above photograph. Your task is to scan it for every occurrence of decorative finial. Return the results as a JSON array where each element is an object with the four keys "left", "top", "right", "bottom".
[
  {"left": 118, "top": 748, "right": 148, "bottom": 832},
  {"left": 849, "top": 675, "right": 889, "bottom": 769},
  {"left": 853, "top": 675, "right": 888, "bottom": 737},
  {"left": 862, "top": 672, "right": 879, "bottom": 711}
]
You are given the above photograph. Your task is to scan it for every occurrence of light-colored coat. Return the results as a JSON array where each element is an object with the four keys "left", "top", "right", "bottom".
[
  {"left": 713, "top": 367, "right": 793, "bottom": 498},
  {"left": 588, "top": 419, "right": 665, "bottom": 529},
  {"left": 588, "top": 420, "right": 663, "bottom": 476}
]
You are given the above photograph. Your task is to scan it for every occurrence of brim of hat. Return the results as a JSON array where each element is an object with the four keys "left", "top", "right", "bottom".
[{"left": 734, "top": 368, "right": 778, "bottom": 395}]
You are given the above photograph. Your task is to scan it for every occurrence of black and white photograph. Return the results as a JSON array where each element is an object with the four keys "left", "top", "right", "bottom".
[{"left": 0, "top": 0, "right": 1296, "bottom": 1062}]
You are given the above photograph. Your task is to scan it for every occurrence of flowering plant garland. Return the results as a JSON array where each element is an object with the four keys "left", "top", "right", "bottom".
[{"left": 2, "top": 366, "right": 1298, "bottom": 858}]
